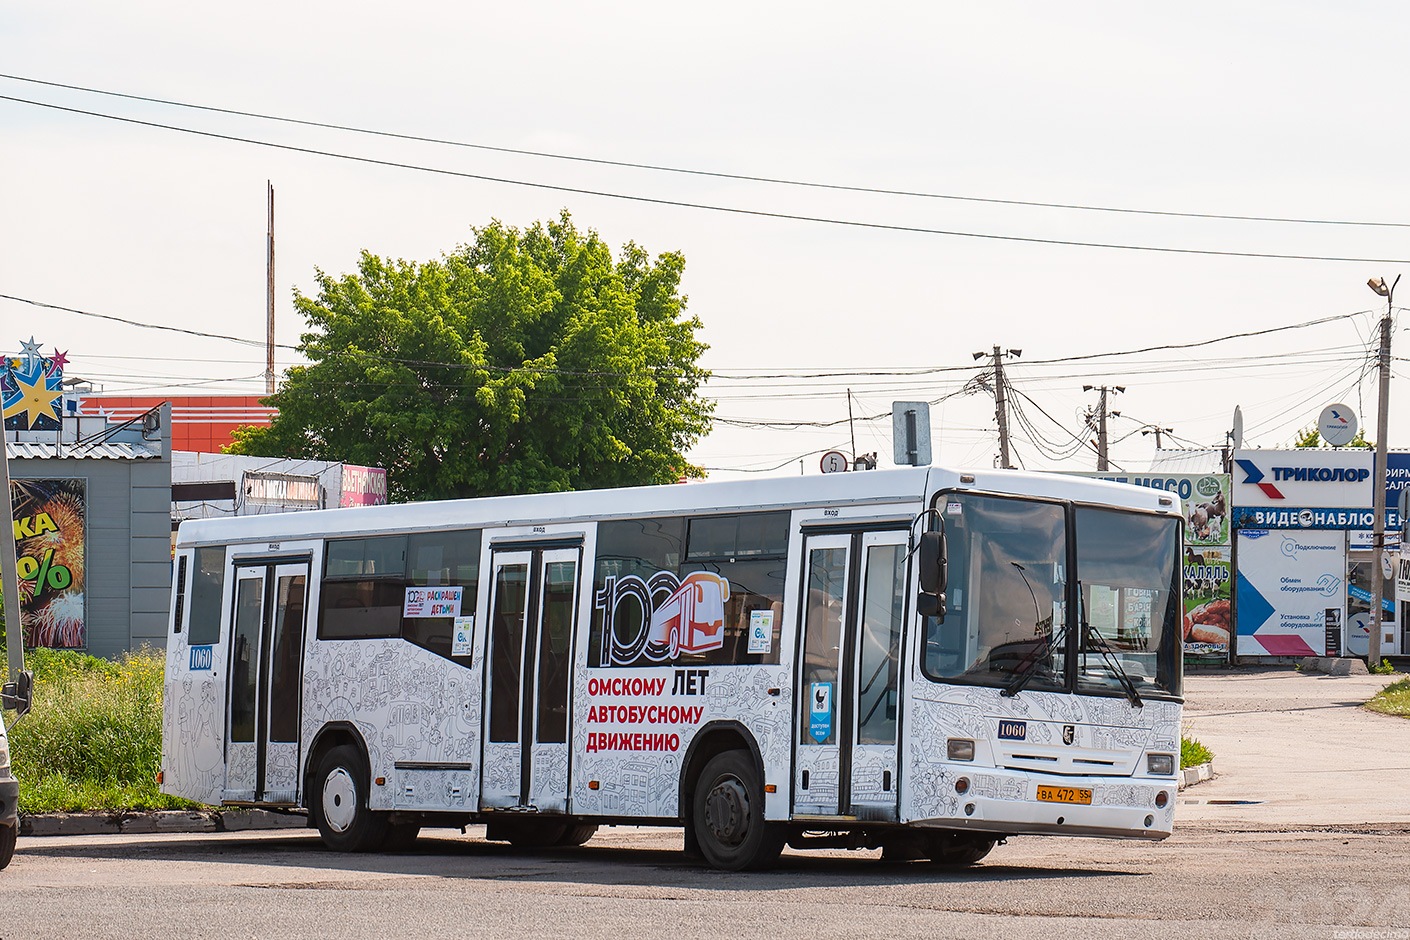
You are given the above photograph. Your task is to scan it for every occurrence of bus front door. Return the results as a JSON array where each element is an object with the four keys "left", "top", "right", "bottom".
[
  {"left": 223, "top": 560, "right": 309, "bottom": 804},
  {"left": 794, "top": 530, "right": 908, "bottom": 821},
  {"left": 481, "top": 546, "right": 581, "bottom": 813}
]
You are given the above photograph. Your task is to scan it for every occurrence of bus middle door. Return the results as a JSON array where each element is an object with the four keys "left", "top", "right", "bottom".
[
  {"left": 481, "top": 542, "right": 581, "bottom": 814},
  {"left": 794, "top": 528, "right": 908, "bottom": 821},
  {"left": 223, "top": 559, "right": 309, "bottom": 805}
]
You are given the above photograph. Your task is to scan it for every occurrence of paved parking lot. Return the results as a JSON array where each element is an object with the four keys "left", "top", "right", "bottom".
[{"left": 1179, "top": 665, "right": 1410, "bottom": 830}]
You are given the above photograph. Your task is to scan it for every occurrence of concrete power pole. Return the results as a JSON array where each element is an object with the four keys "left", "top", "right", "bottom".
[
  {"left": 1367, "top": 275, "right": 1398, "bottom": 667},
  {"left": 266, "top": 181, "right": 276, "bottom": 396},
  {"left": 1083, "top": 385, "right": 1124, "bottom": 471},
  {"left": 976, "top": 346, "right": 1021, "bottom": 469}
]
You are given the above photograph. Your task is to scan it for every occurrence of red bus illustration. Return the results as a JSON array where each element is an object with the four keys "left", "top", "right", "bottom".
[{"left": 649, "top": 571, "right": 730, "bottom": 658}]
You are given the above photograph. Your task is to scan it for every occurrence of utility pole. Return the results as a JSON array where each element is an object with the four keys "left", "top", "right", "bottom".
[
  {"left": 266, "top": 181, "right": 276, "bottom": 396},
  {"left": 1367, "top": 275, "right": 1398, "bottom": 667},
  {"left": 1, "top": 428, "right": 23, "bottom": 687},
  {"left": 1142, "top": 425, "right": 1173, "bottom": 448},
  {"left": 975, "top": 346, "right": 1021, "bottom": 469},
  {"left": 847, "top": 389, "right": 857, "bottom": 461},
  {"left": 1083, "top": 384, "right": 1124, "bottom": 471}
]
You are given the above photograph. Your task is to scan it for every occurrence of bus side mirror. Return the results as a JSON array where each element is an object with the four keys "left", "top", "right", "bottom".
[
  {"left": 919, "top": 530, "right": 947, "bottom": 595},
  {"left": 916, "top": 591, "right": 946, "bottom": 619},
  {"left": 1, "top": 671, "right": 32, "bottom": 718}
]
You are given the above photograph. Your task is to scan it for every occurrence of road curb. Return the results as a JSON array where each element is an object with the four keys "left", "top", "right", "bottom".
[
  {"left": 1178, "top": 760, "right": 1215, "bottom": 791},
  {"left": 20, "top": 808, "right": 307, "bottom": 837}
]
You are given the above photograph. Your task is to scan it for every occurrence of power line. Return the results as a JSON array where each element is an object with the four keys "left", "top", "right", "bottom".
[
  {"left": 5, "top": 92, "right": 1410, "bottom": 264},
  {"left": 5, "top": 71, "right": 1408, "bottom": 231},
  {"left": 10, "top": 291, "right": 1371, "bottom": 384}
]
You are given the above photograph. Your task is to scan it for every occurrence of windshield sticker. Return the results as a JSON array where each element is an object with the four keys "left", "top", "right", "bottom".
[
  {"left": 451, "top": 616, "right": 474, "bottom": 657},
  {"left": 747, "top": 609, "right": 774, "bottom": 654}
]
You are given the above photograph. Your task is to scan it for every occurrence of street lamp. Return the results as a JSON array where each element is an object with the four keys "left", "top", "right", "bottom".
[{"left": 1365, "top": 275, "right": 1398, "bottom": 667}]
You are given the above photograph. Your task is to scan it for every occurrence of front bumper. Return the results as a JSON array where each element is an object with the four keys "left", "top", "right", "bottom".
[{"left": 0, "top": 774, "right": 18, "bottom": 830}]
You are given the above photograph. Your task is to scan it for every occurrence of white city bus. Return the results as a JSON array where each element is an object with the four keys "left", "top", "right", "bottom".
[{"left": 161, "top": 466, "right": 1184, "bottom": 870}]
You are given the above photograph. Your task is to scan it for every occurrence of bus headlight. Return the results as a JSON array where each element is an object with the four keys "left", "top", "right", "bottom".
[
  {"left": 0, "top": 733, "right": 10, "bottom": 775},
  {"left": 947, "top": 738, "right": 975, "bottom": 761},
  {"left": 1147, "top": 753, "right": 1174, "bottom": 776}
]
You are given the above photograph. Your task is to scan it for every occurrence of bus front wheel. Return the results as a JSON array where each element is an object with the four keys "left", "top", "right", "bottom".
[
  {"left": 313, "top": 744, "right": 388, "bottom": 852},
  {"left": 0, "top": 824, "right": 14, "bottom": 870},
  {"left": 925, "top": 831, "right": 995, "bottom": 866},
  {"left": 691, "top": 750, "right": 783, "bottom": 871}
]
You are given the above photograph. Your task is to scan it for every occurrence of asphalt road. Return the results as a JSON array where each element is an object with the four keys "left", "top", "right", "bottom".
[{"left": 2, "top": 668, "right": 1407, "bottom": 940}]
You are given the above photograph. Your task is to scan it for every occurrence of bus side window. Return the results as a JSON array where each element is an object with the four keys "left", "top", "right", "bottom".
[
  {"left": 401, "top": 529, "right": 482, "bottom": 661},
  {"left": 188, "top": 547, "right": 225, "bottom": 646},
  {"left": 319, "top": 536, "right": 406, "bottom": 640},
  {"left": 173, "top": 554, "right": 188, "bottom": 634}
]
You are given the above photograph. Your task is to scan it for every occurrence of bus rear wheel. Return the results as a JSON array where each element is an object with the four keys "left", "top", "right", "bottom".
[
  {"left": 313, "top": 744, "right": 388, "bottom": 852},
  {"left": 692, "top": 750, "right": 783, "bottom": 871},
  {"left": 924, "top": 831, "right": 996, "bottom": 866},
  {"left": 487, "top": 819, "right": 596, "bottom": 847}
]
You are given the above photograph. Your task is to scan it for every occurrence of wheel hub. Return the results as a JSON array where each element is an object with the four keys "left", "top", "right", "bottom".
[
  {"left": 322, "top": 766, "right": 358, "bottom": 834},
  {"left": 703, "top": 776, "right": 750, "bottom": 846}
]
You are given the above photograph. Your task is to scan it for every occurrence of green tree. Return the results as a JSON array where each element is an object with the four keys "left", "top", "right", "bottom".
[
  {"left": 230, "top": 213, "right": 713, "bottom": 501},
  {"left": 1293, "top": 426, "right": 1372, "bottom": 448}
]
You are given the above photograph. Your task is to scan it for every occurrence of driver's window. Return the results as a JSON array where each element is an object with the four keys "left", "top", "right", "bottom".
[{"left": 923, "top": 494, "right": 1068, "bottom": 689}]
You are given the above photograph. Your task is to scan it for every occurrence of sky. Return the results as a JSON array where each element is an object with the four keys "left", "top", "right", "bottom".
[{"left": 4, "top": 1, "right": 1409, "bottom": 479}]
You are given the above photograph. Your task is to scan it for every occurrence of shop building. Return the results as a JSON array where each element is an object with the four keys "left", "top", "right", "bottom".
[{"left": 4, "top": 404, "right": 172, "bottom": 658}]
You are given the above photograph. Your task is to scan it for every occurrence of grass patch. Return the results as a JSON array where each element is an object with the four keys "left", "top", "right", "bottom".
[
  {"left": 1181, "top": 735, "right": 1212, "bottom": 769},
  {"left": 6, "top": 647, "right": 206, "bottom": 814},
  {"left": 1364, "top": 677, "right": 1410, "bottom": 718}
]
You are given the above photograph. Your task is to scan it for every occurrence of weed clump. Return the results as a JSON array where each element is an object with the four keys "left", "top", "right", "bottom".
[{"left": 6, "top": 647, "right": 204, "bottom": 813}]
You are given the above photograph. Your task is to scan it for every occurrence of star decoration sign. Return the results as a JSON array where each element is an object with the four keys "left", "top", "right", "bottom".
[{"left": 3, "top": 339, "right": 65, "bottom": 431}]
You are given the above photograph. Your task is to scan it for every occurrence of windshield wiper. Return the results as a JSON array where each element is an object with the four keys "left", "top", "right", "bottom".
[
  {"left": 1001, "top": 563, "right": 1060, "bottom": 698},
  {"left": 1081, "top": 608, "right": 1143, "bottom": 708}
]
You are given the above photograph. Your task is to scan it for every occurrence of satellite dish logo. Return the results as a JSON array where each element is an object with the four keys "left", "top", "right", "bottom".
[{"left": 1235, "top": 459, "right": 1285, "bottom": 499}]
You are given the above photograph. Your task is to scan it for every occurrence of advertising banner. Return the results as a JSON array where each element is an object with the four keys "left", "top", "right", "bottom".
[
  {"left": 1063, "top": 472, "right": 1230, "bottom": 547},
  {"left": 1182, "top": 545, "right": 1231, "bottom": 657},
  {"left": 1235, "top": 528, "right": 1343, "bottom": 656},
  {"left": 1231, "top": 449, "right": 1372, "bottom": 509},
  {"left": 10, "top": 478, "right": 87, "bottom": 649},
  {"left": 340, "top": 465, "right": 388, "bottom": 507}
]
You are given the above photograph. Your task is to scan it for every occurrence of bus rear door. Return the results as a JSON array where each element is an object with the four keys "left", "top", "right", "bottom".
[
  {"left": 223, "top": 557, "right": 310, "bottom": 804},
  {"left": 481, "top": 539, "right": 582, "bottom": 814}
]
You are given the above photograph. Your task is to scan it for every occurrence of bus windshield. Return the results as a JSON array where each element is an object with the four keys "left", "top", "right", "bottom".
[
  {"left": 921, "top": 492, "right": 1181, "bottom": 698},
  {"left": 1074, "top": 505, "right": 1181, "bottom": 698}
]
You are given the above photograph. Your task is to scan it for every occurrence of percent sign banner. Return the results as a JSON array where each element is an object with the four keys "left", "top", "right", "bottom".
[{"left": 9, "top": 478, "right": 86, "bottom": 648}]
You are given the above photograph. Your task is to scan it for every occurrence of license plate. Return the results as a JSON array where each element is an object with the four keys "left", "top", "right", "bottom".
[{"left": 1036, "top": 785, "right": 1092, "bottom": 805}]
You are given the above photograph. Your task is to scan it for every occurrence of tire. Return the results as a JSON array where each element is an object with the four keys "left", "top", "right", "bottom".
[
  {"left": 692, "top": 750, "right": 783, "bottom": 871},
  {"left": 489, "top": 819, "right": 569, "bottom": 847},
  {"left": 554, "top": 823, "right": 597, "bottom": 847},
  {"left": 312, "top": 744, "right": 388, "bottom": 852},
  {"left": 0, "top": 825, "right": 15, "bottom": 871},
  {"left": 383, "top": 823, "right": 421, "bottom": 852},
  {"left": 924, "top": 831, "right": 996, "bottom": 866}
]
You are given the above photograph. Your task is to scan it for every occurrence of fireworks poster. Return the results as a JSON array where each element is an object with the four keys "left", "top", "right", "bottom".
[{"left": 10, "top": 478, "right": 87, "bottom": 649}]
